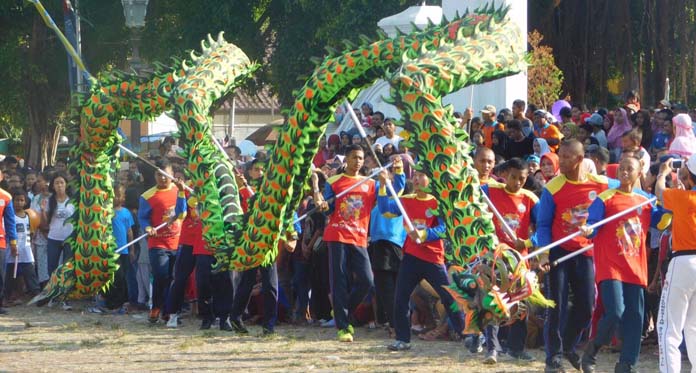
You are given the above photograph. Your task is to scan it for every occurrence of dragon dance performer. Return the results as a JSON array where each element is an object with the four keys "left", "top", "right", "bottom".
[
  {"left": 0, "top": 176, "right": 17, "bottom": 315},
  {"left": 137, "top": 158, "right": 187, "bottom": 323},
  {"left": 377, "top": 167, "right": 465, "bottom": 352},
  {"left": 578, "top": 155, "right": 656, "bottom": 373},
  {"left": 481, "top": 158, "right": 539, "bottom": 363},
  {"left": 314, "top": 145, "right": 378, "bottom": 343},
  {"left": 531, "top": 140, "right": 612, "bottom": 373}
]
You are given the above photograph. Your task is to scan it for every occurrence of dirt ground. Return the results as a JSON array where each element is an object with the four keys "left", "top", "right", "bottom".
[{"left": 0, "top": 301, "right": 668, "bottom": 372}]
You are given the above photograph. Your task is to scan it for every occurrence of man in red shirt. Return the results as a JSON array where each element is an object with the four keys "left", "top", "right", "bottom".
[
  {"left": 579, "top": 156, "right": 655, "bottom": 373},
  {"left": 531, "top": 140, "right": 611, "bottom": 372},
  {"left": 315, "top": 145, "right": 376, "bottom": 342},
  {"left": 533, "top": 110, "right": 562, "bottom": 153},
  {"left": 138, "top": 159, "right": 187, "bottom": 323}
]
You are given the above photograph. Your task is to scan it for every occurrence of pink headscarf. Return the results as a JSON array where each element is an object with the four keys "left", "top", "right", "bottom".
[
  {"left": 668, "top": 113, "right": 696, "bottom": 156},
  {"left": 606, "top": 108, "right": 632, "bottom": 150}
]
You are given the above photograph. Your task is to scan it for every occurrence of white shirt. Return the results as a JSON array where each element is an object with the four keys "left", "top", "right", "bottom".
[
  {"left": 6, "top": 214, "right": 33, "bottom": 263},
  {"left": 47, "top": 199, "right": 75, "bottom": 241},
  {"left": 375, "top": 135, "right": 402, "bottom": 151}
]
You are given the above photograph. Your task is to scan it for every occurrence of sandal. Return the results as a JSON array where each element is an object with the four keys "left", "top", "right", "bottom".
[{"left": 418, "top": 323, "right": 449, "bottom": 341}]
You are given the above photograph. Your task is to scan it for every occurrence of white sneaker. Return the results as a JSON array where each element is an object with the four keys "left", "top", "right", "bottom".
[
  {"left": 61, "top": 302, "right": 73, "bottom": 311},
  {"left": 166, "top": 314, "right": 179, "bottom": 328}
]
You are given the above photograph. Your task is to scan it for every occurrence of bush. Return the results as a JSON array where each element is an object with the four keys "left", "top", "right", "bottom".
[{"left": 527, "top": 30, "right": 564, "bottom": 110}]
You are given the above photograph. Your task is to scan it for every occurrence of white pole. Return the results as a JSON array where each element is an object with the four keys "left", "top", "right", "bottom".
[
  {"left": 115, "top": 222, "right": 168, "bottom": 254},
  {"left": 552, "top": 244, "right": 594, "bottom": 267},
  {"left": 117, "top": 144, "right": 194, "bottom": 193}
]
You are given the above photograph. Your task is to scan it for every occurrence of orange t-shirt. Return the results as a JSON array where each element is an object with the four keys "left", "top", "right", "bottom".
[
  {"left": 482, "top": 121, "right": 505, "bottom": 149},
  {"left": 534, "top": 125, "right": 562, "bottom": 152},
  {"left": 484, "top": 183, "right": 539, "bottom": 255},
  {"left": 663, "top": 189, "right": 696, "bottom": 252}
]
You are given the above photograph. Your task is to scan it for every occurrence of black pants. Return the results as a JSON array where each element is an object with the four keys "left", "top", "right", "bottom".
[
  {"left": 165, "top": 245, "right": 194, "bottom": 315},
  {"left": 310, "top": 243, "right": 332, "bottom": 321},
  {"left": 195, "top": 255, "right": 233, "bottom": 322},
  {"left": 231, "top": 263, "right": 278, "bottom": 331}
]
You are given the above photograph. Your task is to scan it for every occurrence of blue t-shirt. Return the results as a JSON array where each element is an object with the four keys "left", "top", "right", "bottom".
[
  {"left": 112, "top": 207, "right": 135, "bottom": 254},
  {"left": 652, "top": 132, "right": 670, "bottom": 151}
]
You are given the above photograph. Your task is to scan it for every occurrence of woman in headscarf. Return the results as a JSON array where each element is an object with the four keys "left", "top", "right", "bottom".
[
  {"left": 491, "top": 129, "right": 508, "bottom": 159},
  {"left": 561, "top": 122, "right": 578, "bottom": 141},
  {"left": 668, "top": 113, "right": 696, "bottom": 157},
  {"left": 533, "top": 138, "right": 551, "bottom": 157},
  {"left": 607, "top": 108, "right": 632, "bottom": 150},
  {"left": 313, "top": 134, "right": 340, "bottom": 167},
  {"left": 540, "top": 152, "right": 560, "bottom": 182}
]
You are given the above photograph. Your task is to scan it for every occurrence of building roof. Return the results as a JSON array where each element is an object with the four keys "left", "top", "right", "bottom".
[{"left": 222, "top": 86, "right": 280, "bottom": 112}]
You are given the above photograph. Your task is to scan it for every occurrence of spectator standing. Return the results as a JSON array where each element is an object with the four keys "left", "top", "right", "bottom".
[
  {"left": 655, "top": 155, "right": 696, "bottom": 373},
  {"left": 481, "top": 105, "right": 504, "bottom": 149},
  {"left": 533, "top": 110, "right": 562, "bottom": 153},
  {"left": 0, "top": 180, "right": 17, "bottom": 314},
  {"left": 375, "top": 118, "right": 403, "bottom": 151}
]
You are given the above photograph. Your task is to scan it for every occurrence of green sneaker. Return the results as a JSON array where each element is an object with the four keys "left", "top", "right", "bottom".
[
  {"left": 347, "top": 324, "right": 354, "bottom": 335},
  {"left": 337, "top": 328, "right": 353, "bottom": 342}
]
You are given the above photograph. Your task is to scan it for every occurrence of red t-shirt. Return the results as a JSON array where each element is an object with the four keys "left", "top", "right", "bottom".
[
  {"left": 544, "top": 174, "right": 610, "bottom": 254},
  {"left": 139, "top": 185, "right": 186, "bottom": 250},
  {"left": 589, "top": 190, "right": 653, "bottom": 286},
  {"left": 400, "top": 195, "right": 445, "bottom": 264},
  {"left": 323, "top": 174, "right": 376, "bottom": 248},
  {"left": 178, "top": 195, "right": 208, "bottom": 256},
  {"left": 485, "top": 183, "right": 539, "bottom": 254}
]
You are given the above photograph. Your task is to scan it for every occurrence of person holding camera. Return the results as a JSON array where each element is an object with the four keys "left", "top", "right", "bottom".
[{"left": 655, "top": 155, "right": 696, "bottom": 373}]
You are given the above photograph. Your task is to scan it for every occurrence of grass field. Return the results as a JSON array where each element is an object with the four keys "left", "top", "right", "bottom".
[{"left": 0, "top": 301, "right": 671, "bottom": 372}]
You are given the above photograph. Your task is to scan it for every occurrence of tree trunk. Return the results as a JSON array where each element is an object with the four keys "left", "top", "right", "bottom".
[{"left": 24, "top": 13, "right": 60, "bottom": 170}]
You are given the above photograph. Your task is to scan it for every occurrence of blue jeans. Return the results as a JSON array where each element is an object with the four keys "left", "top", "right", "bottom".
[
  {"left": 544, "top": 248, "right": 596, "bottom": 364},
  {"left": 165, "top": 245, "right": 195, "bottom": 315},
  {"left": 393, "top": 254, "right": 465, "bottom": 343},
  {"left": 149, "top": 248, "right": 176, "bottom": 310},
  {"left": 327, "top": 241, "right": 374, "bottom": 331},
  {"left": 594, "top": 280, "right": 644, "bottom": 365},
  {"left": 231, "top": 263, "right": 278, "bottom": 331},
  {"left": 123, "top": 256, "right": 139, "bottom": 305},
  {"left": 47, "top": 238, "right": 72, "bottom": 276},
  {"left": 195, "top": 255, "right": 233, "bottom": 322},
  {"left": 291, "top": 259, "right": 311, "bottom": 320}
]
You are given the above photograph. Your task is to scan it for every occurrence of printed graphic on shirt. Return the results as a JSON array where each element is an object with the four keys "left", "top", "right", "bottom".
[
  {"left": 340, "top": 195, "right": 364, "bottom": 221},
  {"left": 617, "top": 217, "right": 643, "bottom": 257},
  {"left": 413, "top": 218, "right": 427, "bottom": 231},
  {"left": 561, "top": 203, "right": 591, "bottom": 230},
  {"left": 159, "top": 206, "right": 180, "bottom": 237}
]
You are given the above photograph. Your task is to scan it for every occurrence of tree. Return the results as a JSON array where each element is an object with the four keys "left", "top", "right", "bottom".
[{"left": 527, "top": 30, "right": 563, "bottom": 110}]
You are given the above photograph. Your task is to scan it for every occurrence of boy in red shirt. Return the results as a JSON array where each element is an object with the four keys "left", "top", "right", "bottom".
[
  {"left": 315, "top": 145, "right": 376, "bottom": 342},
  {"left": 138, "top": 159, "right": 187, "bottom": 323},
  {"left": 377, "top": 169, "right": 465, "bottom": 351},
  {"left": 482, "top": 158, "right": 538, "bottom": 362},
  {"left": 579, "top": 156, "right": 655, "bottom": 373}
]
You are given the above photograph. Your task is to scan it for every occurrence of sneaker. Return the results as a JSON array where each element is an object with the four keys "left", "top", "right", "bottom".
[
  {"left": 87, "top": 306, "right": 105, "bottom": 314},
  {"left": 229, "top": 318, "right": 249, "bottom": 334},
  {"left": 509, "top": 350, "right": 535, "bottom": 361},
  {"left": 581, "top": 343, "right": 598, "bottom": 373},
  {"left": 387, "top": 340, "right": 411, "bottom": 351},
  {"left": 61, "top": 301, "right": 73, "bottom": 311},
  {"left": 220, "top": 319, "right": 234, "bottom": 332},
  {"left": 469, "top": 334, "right": 484, "bottom": 354},
  {"left": 544, "top": 359, "right": 567, "bottom": 373},
  {"left": 149, "top": 307, "right": 161, "bottom": 324},
  {"left": 483, "top": 350, "right": 498, "bottom": 364},
  {"left": 262, "top": 327, "right": 276, "bottom": 337},
  {"left": 320, "top": 319, "right": 335, "bottom": 328},
  {"left": 337, "top": 328, "right": 353, "bottom": 342},
  {"left": 614, "top": 362, "right": 637, "bottom": 373},
  {"left": 200, "top": 319, "right": 212, "bottom": 330},
  {"left": 166, "top": 314, "right": 180, "bottom": 328},
  {"left": 564, "top": 351, "right": 581, "bottom": 371}
]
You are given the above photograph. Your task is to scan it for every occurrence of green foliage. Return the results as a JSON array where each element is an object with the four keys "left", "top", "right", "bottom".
[{"left": 527, "top": 30, "right": 563, "bottom": 110}]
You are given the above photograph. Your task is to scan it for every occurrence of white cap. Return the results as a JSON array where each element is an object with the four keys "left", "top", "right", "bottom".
[{"left": 687, "top": 154, "right": 696, "bottom": 175}]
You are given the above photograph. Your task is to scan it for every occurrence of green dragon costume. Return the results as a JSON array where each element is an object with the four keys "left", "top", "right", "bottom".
[{"left": 31, "top": 1, "right": 552, "bottom": 330}]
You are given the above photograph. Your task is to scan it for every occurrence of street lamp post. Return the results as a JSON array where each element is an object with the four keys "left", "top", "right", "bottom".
[{"left": 121, "top": 0, "right": 149, "bottom": 149}]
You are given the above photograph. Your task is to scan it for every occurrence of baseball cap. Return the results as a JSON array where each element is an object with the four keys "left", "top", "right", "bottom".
[
  {"left": 687, "top": 154, "right": 696, "bottom": 175},
  {"left": 481, "top": 105, "right": 497, "bottom": 114},
  {"left": 585, "top": 113, "right": 604, "bottom": 127}
]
